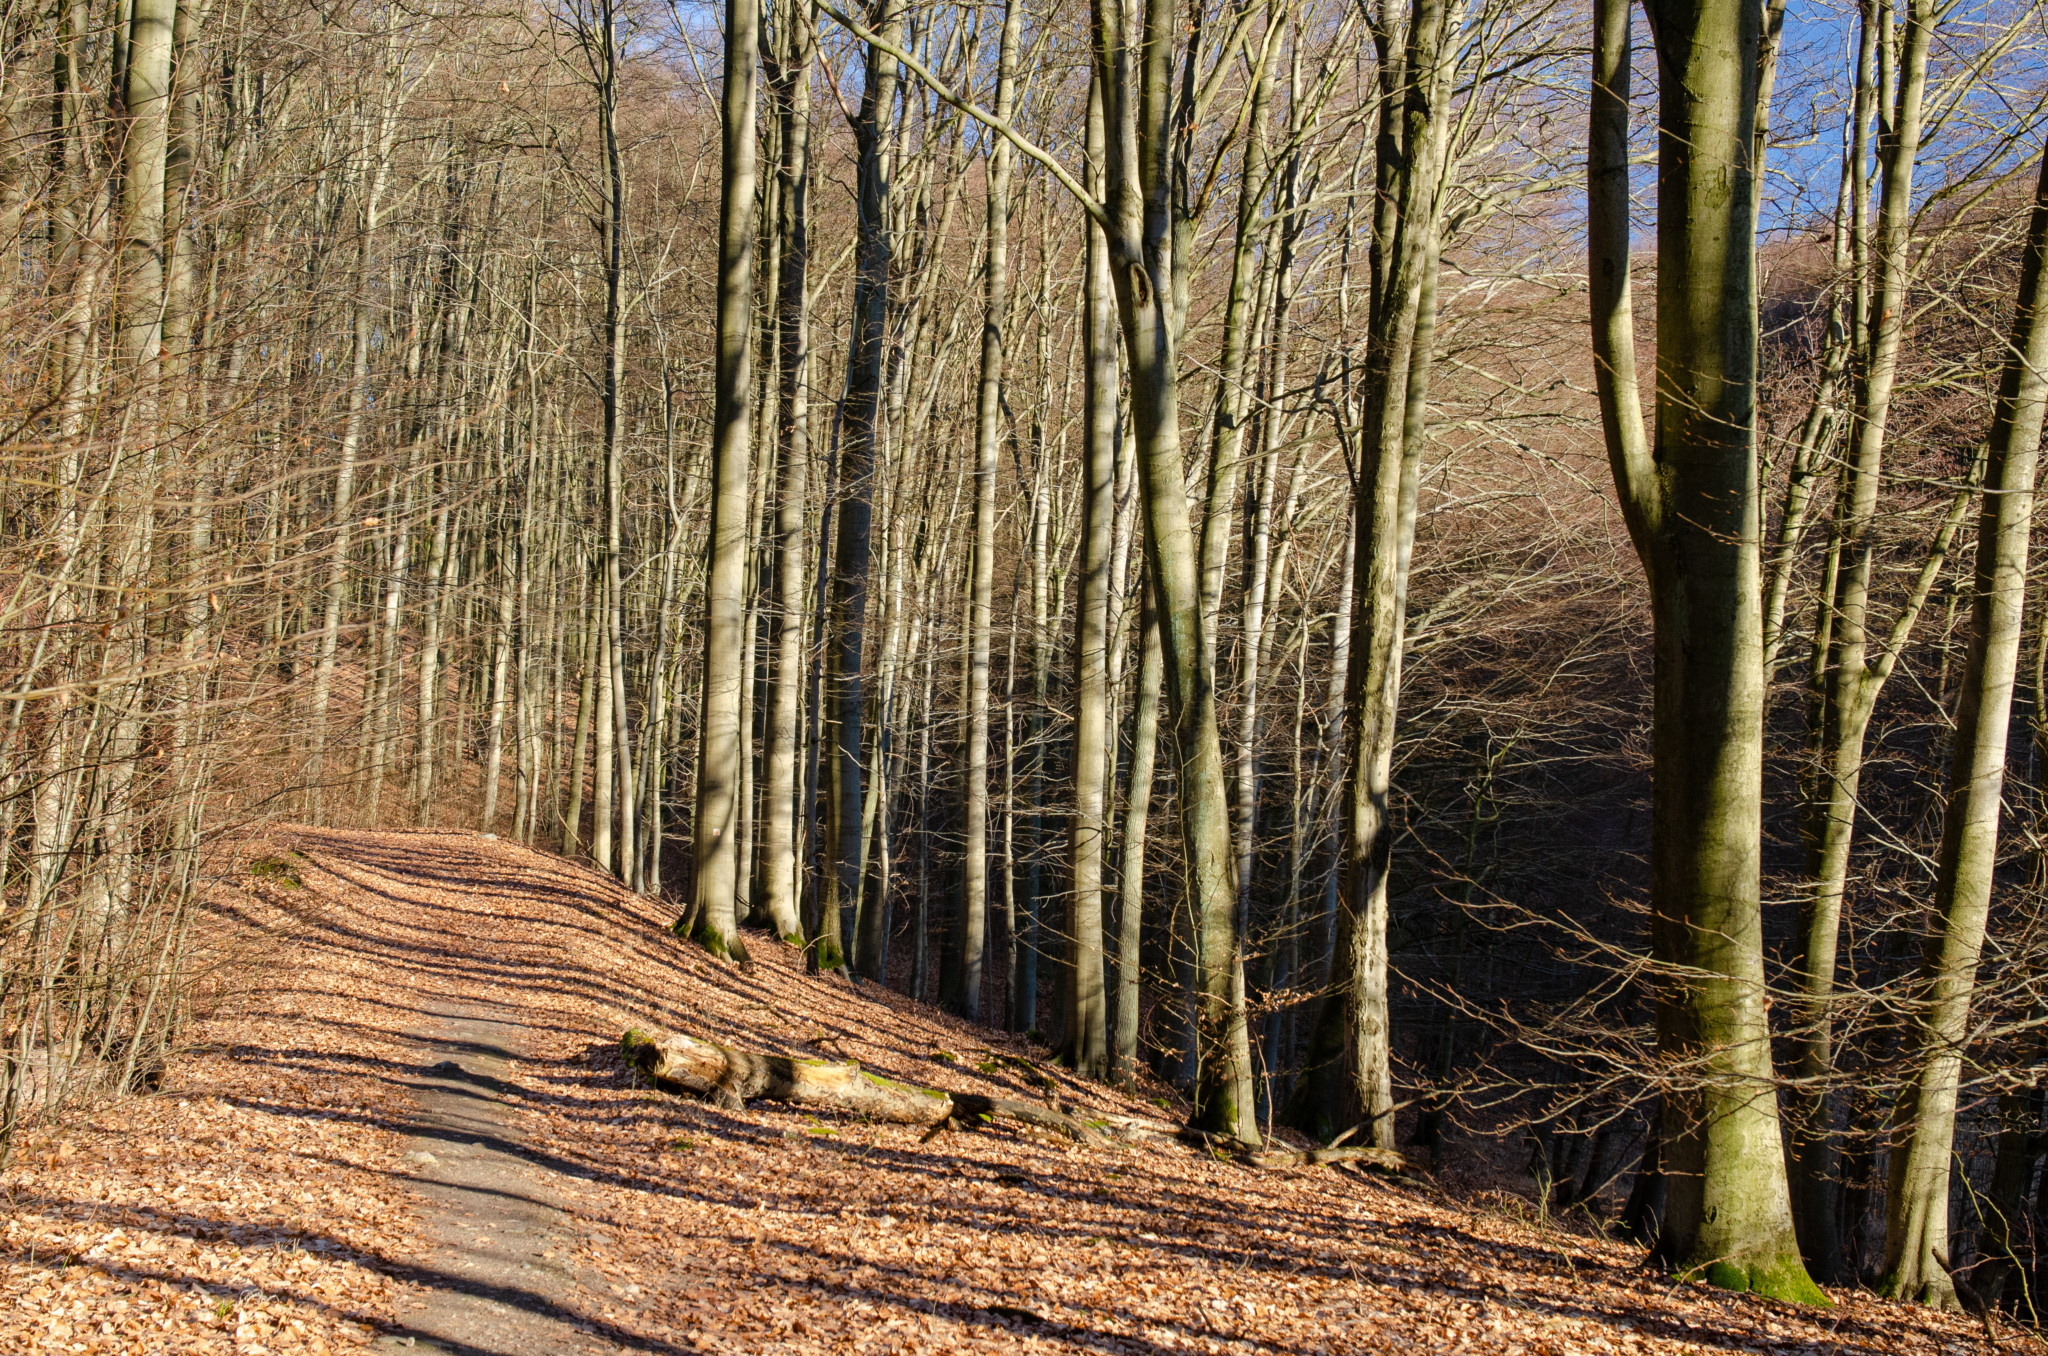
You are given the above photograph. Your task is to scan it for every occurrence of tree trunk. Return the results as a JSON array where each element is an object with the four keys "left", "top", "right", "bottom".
[
  {"left": 1111, "top": 585, "right": 1162, "bottom": 1085},
  {"left": 1066, "top": 70, "right": 1115, "bottom": 1078},
  {"left": 1586, "top": 0, "right": 1824, "bottom": 1302},
  {"left": 1881, "top": 146, "right": 2048, "bottom": 1310},
  {"left": 1091, "top": 0, "right": 1256, "bottom": 1146},
  {"left": 1288, "top": 0, "right": 1451, "bottom": 1152},
  {"left": 623, "top": 1025, "right": 1116, "bottom": 1145},
  {"left": 818, "top": 0, "right": 902, "bottom": 973},
  {"left": 480, "top": 548, "right": 515, "bottom": 828},
  {"left": 691, "top": 0, "right": 762, "bottom": 960},
  {"left": 594, "top": 0, "right": 631, "bottom": 883},
  {"left": 116, "top": 0, "right": 175, "bottom": 383},
  {"left": 950, "top": 0, "right": 1021, "bottom": 1019},
  {"left": 1785, "top": 0, "right": 1942, "bottom": 1279},
  {"left": 561, "top": 568, "right": 597, "bottom": 852},
  {"left": 415, "top": 501, "right": 457, "bottom": 824},
  {"left": 309, "top": 89, "right": 400, "bottom": 819},
  {"left": 594, "top": 585, "right": 616, "bottom": 873},
  {"left": 754, "top": 0, "right": 817, "bottom": 945}
]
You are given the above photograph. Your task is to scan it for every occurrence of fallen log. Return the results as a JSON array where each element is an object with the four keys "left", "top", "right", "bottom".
[
  {"left": 621, "top": 1026, "right": 1104, "bottom": 1143},
  {"left": 927, "top": 1094, "right": 1105, "bottom": 1147},
  {"left": 622, "top": 1027, "right": 949, "bottom": 1123},
  {"left": 1088, "top": 1112, "right": 1183, "bottom": 1144},
  {"left": 620, "top": 1025, "right": 1398, "bottom": 1161}
]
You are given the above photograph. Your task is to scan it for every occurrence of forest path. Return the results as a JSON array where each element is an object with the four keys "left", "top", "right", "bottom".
[
  {"left": 25, "top": 823, "right": 1994, "bottom": 1356},
  {"left": 274, "top": 827, "right": 690, "bottom": 1356},
  {"left": 380, "top": 995, "right": 605, "bottom": 1354}
]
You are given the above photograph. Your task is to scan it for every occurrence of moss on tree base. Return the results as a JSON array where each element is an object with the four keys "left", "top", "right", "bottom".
[
  {"left": 1690, "top": 1256, "right": 1832, "bottom": 1307},
  {"left": 689, "top": 920, "right": 752, "bottom": 968},
  {"left": 1876, "top": 1268, "right": 1958, "bottom": 1310},
  {"left": 1188, "top": 1094, "right": 1260, "bottom": 1150}
]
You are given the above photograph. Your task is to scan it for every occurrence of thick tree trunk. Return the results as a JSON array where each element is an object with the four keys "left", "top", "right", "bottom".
[
  {"left": 625, "top": 1027, "right": 950, "bottom": 1122},
  {"left": 1587, "top": 0, "right": 1824, "bottom": 1303},
  {"left": 623, "top": 1025, "right": 1115, "bottom": 1145},
  {"left": 754, "top": 0, "right": 816, "bottom": 945},
  {"left": 1091, "top": 0, "right": 1257, "bottom": 1146},
  {"left": 690, "top": 0, "right": 761, "bottom": 960},
  {"left": 1881, "top": 147, "right": 2048, "bottom": 1310}
]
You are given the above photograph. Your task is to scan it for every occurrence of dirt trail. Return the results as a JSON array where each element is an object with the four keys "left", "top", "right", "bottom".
[
  {"left": 271, "top": 828, "right": 691, "bottom": 1356},
  {"left": 383, "top": 996, "right": 604, "bottom": 1353},
  {"left": 0, "top": 825, "right": 2024, "bottom": 1355}
]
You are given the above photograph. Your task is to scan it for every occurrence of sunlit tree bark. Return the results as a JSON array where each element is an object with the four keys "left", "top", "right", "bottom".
[
  {"left": 1881, "top": 145, "right": 2048, "bottom": 1311},
  {"left": 1586, "top": 0, "right": 1825, "bottom": 1302},
  {"left": 690, "top": 0, "right": 762, "bottom": 960}
]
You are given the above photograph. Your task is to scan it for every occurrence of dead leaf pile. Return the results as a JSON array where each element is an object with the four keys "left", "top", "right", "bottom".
[
  {"left": 2, "top": 827, "right": 2028, "bottom": 1354},
  {"left": 0, "top": 846, "right": 423, "bottom": 1353}
]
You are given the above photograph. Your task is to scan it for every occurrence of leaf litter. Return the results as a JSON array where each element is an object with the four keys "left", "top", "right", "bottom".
[{"left": 0, "top": 826, "right": 2026, "bottom": 1355}]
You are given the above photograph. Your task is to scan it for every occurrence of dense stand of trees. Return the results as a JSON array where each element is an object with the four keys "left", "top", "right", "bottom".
[{"left": 4, "top": 0, "right": 2048, "bottom": 1315}]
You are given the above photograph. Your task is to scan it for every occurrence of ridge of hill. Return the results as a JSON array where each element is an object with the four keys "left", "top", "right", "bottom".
[{"left": 0, "top": 828, "right": 2019, "bottom": 1354}]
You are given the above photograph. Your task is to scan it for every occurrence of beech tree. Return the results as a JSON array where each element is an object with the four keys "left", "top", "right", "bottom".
[
  {"left": 9, "top": 0, "right": 2048, "bottom": 1306},
  {"left": 1588, "top": 0, "right": 1824, "bottom": 1302},
  {"left": 1880, "top": 144, "right": 2048, "bottom": 1310},
  {"left": 691, "top": 0, "right": 763, "bottom": 959}
]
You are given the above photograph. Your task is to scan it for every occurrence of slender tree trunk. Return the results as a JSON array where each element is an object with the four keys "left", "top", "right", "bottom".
[
  {"left": 1881, "top": 146, "right": 2048, "bottom": 1310},
  {"left": 1067, "top": 71, "right": 1115, "bottom": 1077},
  {"left": 1112, "top": 585, "right": 1162, "bottom": 1084},
  {"left": 310, "top": 90, "right": 400, "bottom": 818},
  {"left": 1784, "top": 0, "right": 1945, "bottom": 1279},
  {"left": 594, "top": 582, "right": 616, "bottom": 873},
  {"left": 948, "top": 0, "right": 1021, "bottom": 1018},
  {"left": 481, "top": 549, "right": 515, "bottom": 828},
  {"left": 818, "top": 0, "right": 902, "bottom": 972},
  {"left": 854, "top": 440, "right": 909, "bottom": 982},
  {"left": 1288, "top": 0, "right": 1453, "bottom": 1151},
  {"left": 562, "top": 570, "right": 598, "bottom": 851},
  {"left": 589, "top": 0, "right": 631, "bottom": 882},
  {"left": 414, "top": 501, "right": 456, "bottom": 822}
]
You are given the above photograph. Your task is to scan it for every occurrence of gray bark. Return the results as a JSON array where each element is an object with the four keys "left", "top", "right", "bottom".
[
  {"left": 1587, "top": 0, "right": 1824, "bottom": 1302},
  {"left": 691, "top": 0, "right": 763, "bottom": 960},
  {"left": 1881, "top": 145, "right": 2048, "bottom": 1310}
]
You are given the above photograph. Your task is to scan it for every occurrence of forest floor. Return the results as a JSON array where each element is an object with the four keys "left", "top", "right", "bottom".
[{"left": 0, "top": 826, "right": 2027, "bottom": 1355}]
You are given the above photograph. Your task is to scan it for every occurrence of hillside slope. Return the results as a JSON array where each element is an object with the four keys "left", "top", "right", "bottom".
[{"left": 0, "top": 828, "right": 2017, "bottom": 1354}]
